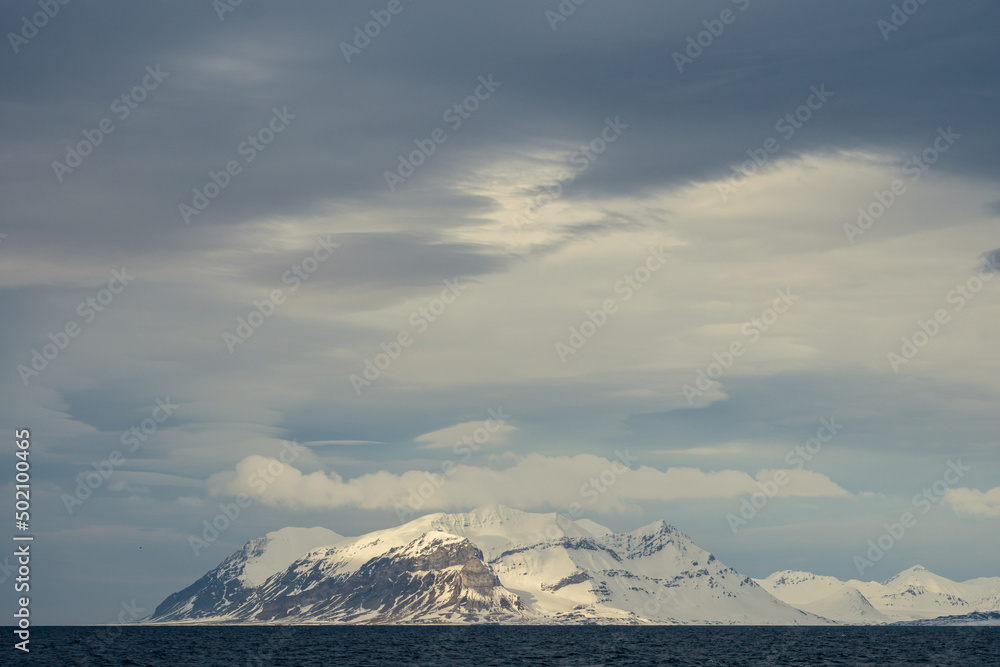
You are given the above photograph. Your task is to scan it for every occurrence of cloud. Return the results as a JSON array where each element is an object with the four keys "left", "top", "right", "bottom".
[
  {"left": 415, "top": 419, "right": 516, "bottom": 449},
  {"left": 943, "top": 487, "right": 1000, "bottom": 518},
  {"left": 981, "top": 248, "right": 1000, "bottom": 273},
  {"left": 665, "top": 442, "right": 751, "bottom": 457},
  {"left": 206, "top": 452, "right": 853, "bottom": 513},
  {"left": 306, "top": 440, "right": 385, "bottom": 447},
  {"left": 104, "top": 472, "right": 204, "bottom": 490}
]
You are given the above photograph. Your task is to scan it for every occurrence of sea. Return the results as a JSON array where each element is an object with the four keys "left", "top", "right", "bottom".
[{"left": 20, "top": 626, "right": 1000, "bottom": 666}]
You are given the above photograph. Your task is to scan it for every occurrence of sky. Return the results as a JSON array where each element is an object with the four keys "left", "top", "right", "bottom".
[{"left": 1, "top": 0, "right": 999, "bottom": 625}]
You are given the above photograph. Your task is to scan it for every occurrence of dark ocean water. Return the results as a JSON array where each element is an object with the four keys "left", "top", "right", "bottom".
[{"left": 20, "top": 626, "right": 1000, "bottom": 666}]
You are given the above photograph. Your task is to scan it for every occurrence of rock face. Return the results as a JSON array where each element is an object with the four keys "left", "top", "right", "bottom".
[
  {"left": 248, "top": 532, "right": 524, "bottom": 623},
  {"left": 460, "top": 557, "right": 503, "bottom": 593}
]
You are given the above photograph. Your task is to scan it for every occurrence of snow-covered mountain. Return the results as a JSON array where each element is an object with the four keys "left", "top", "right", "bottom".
[
  {"left": 249, "top": 529, "right": 525, "bottom": 624},
  {"left": 756, "top": 566, "right": 1000, "bottom": 623},
  {"left": 149, "top": 506, "right": 825, "bottom": 625},
  {"left": 422, "top": 506, "right": 821, "bottom": 624},
  {"left": 150, "top": 508, "right": 997, "bottom": 625},
  {"left": 977, "top": 591, "right": 1000, "bottom": 612},
  {"left": 151, "top": 526, "right": 343, "bottom": 621},
  {"left": 795, "top": 587, "right": 890, "bottom": 624}
]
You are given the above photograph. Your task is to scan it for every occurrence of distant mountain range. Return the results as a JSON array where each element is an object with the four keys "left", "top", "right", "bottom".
[
  {"left": 148, "top": 506, "right": 1000, "bottom": 625},
  {"left": 756, "top": 566, "right": 1000, "bottom": 624}
]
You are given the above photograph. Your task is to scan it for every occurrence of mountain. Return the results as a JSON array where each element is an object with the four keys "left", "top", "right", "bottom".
[
  {"left": 151, "top": 526, "right": 343, "bottom": 622},
  {"left": 754, "top": 571, "right": 848, "bottom": 607},
  {"left": 977, "top": 591, "right": 1000, "bottom": 612},
  {"left": 148, "top": 506, "right": 826, "bottom": 625},
  {"left": 796, "top": 587, "right": 890, "bottom": 624},
  {"left": 248, "top": 530, "right": 526, "bottom": 624},
  {"left": 756, "top": 565, "right": 1000, "bottom": 623},
  {"left": 150, "top": 508, "right": 998, "bottom": 625}
]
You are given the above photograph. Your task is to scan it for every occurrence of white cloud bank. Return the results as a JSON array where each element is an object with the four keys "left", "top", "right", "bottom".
[{"left": 206, "top": 452, "right": 853, "bottom": 513}]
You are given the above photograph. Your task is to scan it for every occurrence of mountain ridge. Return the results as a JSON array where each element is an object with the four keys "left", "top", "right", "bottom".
[
  {"left": 755, "top": 565, "right": 1000, "bottom": 623},
  {"left": 149, "top": 506, "right": 998, "bottom": 625}
]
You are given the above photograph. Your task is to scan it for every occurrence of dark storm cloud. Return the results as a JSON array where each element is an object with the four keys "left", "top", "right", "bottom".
[{"left": 3, "top": 0, "right": 998, "bottom": 267}]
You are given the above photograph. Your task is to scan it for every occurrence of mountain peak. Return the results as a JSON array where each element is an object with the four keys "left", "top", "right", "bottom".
[
  {"left": 880, "top": 564, "right": 937, "bottom": 587},
  {"left": 766, "top": 570, "right": 821, "bottom": 585},
  {"left": 400, "top": 530, "right": 470, "bottom": 553},
  {"left": 469, "top": 504, "right": 526, "bottom": 518},
  {"left": 262, "top": 525, "right": 344, "bottom": 543},
  {"left": 633, "top": 518, "right": 672, "bottom": 532},
  {"left": 425, "top": 505, "right": 528, "bottom": 531}
]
